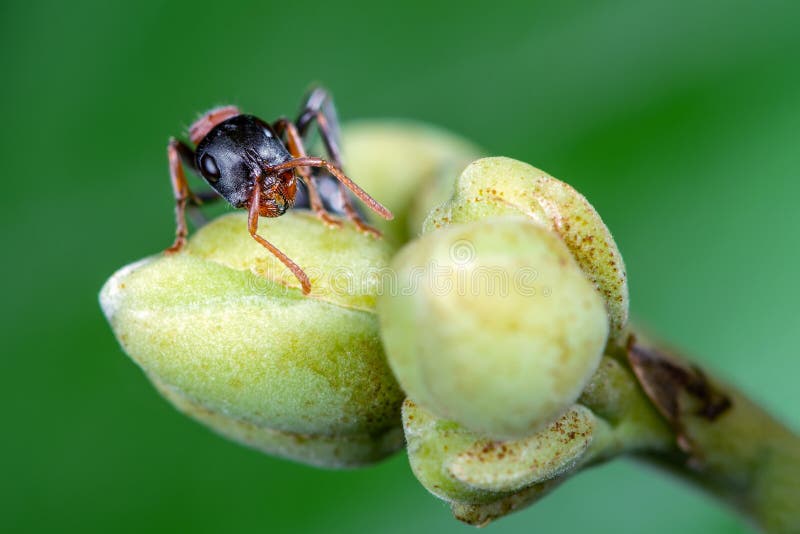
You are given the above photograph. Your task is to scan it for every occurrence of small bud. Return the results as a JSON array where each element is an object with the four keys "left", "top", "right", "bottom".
[
  {"left": 341, "top": 121, "right": 483, "bottom": 245},
  {"left": 403, "top": 399, "right": 596, "bottom": 508},
  {"left": 378, "top": 217, "right": 609, "bottom": 438},
  {"left": 100, "top": 211, "right": 404, "bottom": 468},
  {"left": 424, "top": 156, "right": 629, "bottom": 337},
  {"left": 402, "top": 356, "right": 676, "bottom": 526}
]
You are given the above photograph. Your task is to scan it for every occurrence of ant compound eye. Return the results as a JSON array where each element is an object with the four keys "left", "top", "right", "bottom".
[{"left": 200, "top": 153, "right": 220, "bottom": 182}]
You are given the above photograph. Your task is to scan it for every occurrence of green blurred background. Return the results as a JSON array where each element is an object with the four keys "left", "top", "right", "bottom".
[{"left": 2, "top": 1, "right": 799, "bottom": 532}]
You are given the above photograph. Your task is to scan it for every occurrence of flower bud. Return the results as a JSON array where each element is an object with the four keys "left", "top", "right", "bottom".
[
  {"left": 402, "top": 355, "right": 673, "bottom": 526},
  {"left": 100, "top": 211, "right": 404, "bottom": 468},
  {"left": 402, "top": 399, "right": 596, "bottom": 507},
  {"left": 341, "top": 121, "right": 483, "bottom": 245},
  {"left": 378, "top": 217, "right": 609, "bottom": 438},
  {"left": 424, "top": 156, "right": 628, "bottom": 337}
]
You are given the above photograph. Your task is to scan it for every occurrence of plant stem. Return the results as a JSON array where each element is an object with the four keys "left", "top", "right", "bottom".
[{"left": 626, "top": 337, "right": 800, "bottom": 533}]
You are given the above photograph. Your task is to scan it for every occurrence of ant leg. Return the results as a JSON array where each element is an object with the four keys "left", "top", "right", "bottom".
[
  {"left": 186, "top": 190, "right": 223, "bottom": 229},
  {"left": 273, "top": 118, "right": 342, "bottom": 228},
  {"left": 166, "top": 138, "right": 223, "bottom": 252},
  {"left": 189, "top": 105, "right": 241, "bottom": 145},
  {"left": 247, "top": 178, "right": 311, "bottom": 294},
  {"left": 295, "top": 90, "right": 382, "bottom": 235},
  {"left": 296, "top": 87, "right": 342, "bottom": 157},
  {"left": 175, "top": 141, "right": 221, "bottom": 226},
  {"left": 266, "top": 157, "right": 393, "bottom": 232},
  {"left": 166, "top": 137, "right": 200, "bottom": 252},
  {"left": 313, "top": 111, "right": 382, "bottom": 235},
  {"left": 337, "top": 187, "right": 381, "bottom": 237}
]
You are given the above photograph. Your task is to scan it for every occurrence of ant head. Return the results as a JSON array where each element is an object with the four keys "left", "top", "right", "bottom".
[{"left": 194, "top": 115, "right": 295, "bottom": 211}]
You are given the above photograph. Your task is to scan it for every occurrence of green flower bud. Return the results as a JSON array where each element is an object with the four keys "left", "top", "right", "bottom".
[
  {"left": 378, "top": 217, "right": 609, "bottom": 438},
  {"left": 402, "top": 356, "right": 672, "bottom": 526},
  {"left": 100, "top": 211, "right": 404, "bottom": 468},
  {"left": 403, "top": 399, "right": 598, "bottom": 507},
  {"left": 341, "top": 121, "right": 483, "bottom": 245},
  {"left": 424, "top": 156, "right": 629, "bottom": 337}
]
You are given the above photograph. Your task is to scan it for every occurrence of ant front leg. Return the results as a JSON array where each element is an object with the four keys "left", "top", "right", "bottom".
[
  {"left": 167, "top": 106, "right": 240, "bottom": 253},
  {"left": 273, "top": 118, "right": 342, "bottom": 229},
  {"left": 166, "top": 137, "right": 199, "bottom": 253},
  {"left": 247, "top": 177, "right": 311, "bottom": 294},
  {"left": 295, "top": 89, "right": 382, "bottom": 236},
  {"left": 166, "top": 138, "right": 223, "bottom": 252}
]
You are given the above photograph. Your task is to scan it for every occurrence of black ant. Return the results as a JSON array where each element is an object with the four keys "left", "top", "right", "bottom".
[{"left": 165, "top": 88, "right": 393, "bottom": 294}]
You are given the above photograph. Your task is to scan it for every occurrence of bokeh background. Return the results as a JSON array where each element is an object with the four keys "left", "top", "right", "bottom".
[{"left": 2, "top": 1, "right": 799, "bottom": 532}]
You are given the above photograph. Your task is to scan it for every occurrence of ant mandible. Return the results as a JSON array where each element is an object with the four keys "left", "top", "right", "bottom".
[{"left": 165, "top": 88, "right": 393, "bottom": 294}]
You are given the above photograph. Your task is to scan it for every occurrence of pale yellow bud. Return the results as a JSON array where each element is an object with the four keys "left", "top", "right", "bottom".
[{"left": 378, "top": 217, "right": 609, "bottom": 438}]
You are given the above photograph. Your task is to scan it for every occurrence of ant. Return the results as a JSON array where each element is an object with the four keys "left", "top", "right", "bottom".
[{"left": 165, "top": 88, "right": 393, "bottom": 294}]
